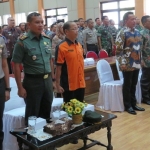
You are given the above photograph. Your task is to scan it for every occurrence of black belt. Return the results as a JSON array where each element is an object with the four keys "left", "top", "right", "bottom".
[
  {"left": 87, "top": 43, "right": 97, "bottom": 46},
  {"left": 25, "top": 73, "right": 51, "bottom": 79}
]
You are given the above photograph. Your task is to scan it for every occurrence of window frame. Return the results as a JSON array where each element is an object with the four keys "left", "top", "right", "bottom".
[
  {"left": 45, "top": 7, "right": 68, "bottom": 26},
  {"left": 100, "top": 0, "right": 135, "bottom": 27}
]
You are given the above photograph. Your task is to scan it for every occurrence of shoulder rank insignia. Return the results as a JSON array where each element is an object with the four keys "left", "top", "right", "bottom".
[
  {"left": 19, "top": 34, "right": 28, "bottom": 40},
  {"left": 42, "top": 34, "right": 50, "bottom": 39}
]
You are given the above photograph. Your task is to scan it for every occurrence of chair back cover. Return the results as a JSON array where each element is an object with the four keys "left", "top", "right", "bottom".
[
  {"left": 96, "top": 59, "right": 114, "bottom": 85},
  {"left": 98, "top": 50, "right": 108, "bottom": 58},
  {"left": 4, "top": 78, "right": 25, "bottom": 112},
  {"left": 115, "top": 59, "right": 123, "bottom": 80},
  {"left": 86, "top": 51, "right": 98, "bottom": 59}
]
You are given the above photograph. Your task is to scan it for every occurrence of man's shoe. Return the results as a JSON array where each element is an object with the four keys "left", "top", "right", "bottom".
[
  {"left": 142, "top": 100, "right": 150, "bottom": 105},
  {"left": 126, "top": 107, "right": 137, "bottom": 115},
  {"left": 132, "top": 105, "right": 145, "bottom": 111}
]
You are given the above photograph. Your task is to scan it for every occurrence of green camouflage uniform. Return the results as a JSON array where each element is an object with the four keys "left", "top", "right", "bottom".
[
  {"left": 140, "top": 28, "right": 150, "bottom": 67},
  {"left": 97, "top": 25, "right": 113, "bottom": 55},
  {"left": 135, "top": 25, "right": 143, "bottom": 32},
  {"left": 94, "top": 24, "right": 100, "bottom": 31}
]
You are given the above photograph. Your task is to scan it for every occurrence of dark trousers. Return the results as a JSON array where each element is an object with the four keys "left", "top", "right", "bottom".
[
  {"left": 122, "top": 70, "right": 139, "bottom": 109},
  {"left": 140, "top": 67, "right": 150, "bottom": 101},
  {"left": 0, "top": 78, "right": 5, "bottom": 150},
  {"left": 7, "top": 57, "right": 12, "bottom": 74},
  {"left": 62, "top": 88, "right": 85, "bottom": 103},
  {"left": 23, "top": 76, "right": 53, "bottom": 125},
  {"left": 86, "top": 44, "right": 99, "bottom": 55}
]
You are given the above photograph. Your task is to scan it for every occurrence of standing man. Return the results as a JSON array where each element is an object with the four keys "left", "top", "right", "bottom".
[
  {"left": 44, "top": 24, "right": 50, "bottom": 36},
  {"left": 135, "top": 17, "right": 143, "bottom": 32},
  {"left": 0, "top": 36, "right": 10, "bottom": 150},
  {"left": 116, "top": 12, "right": 145, "bottom": 115},
  {"left": 78, "top": 18, "right": 85, "bottom": 31},
  {"left": 95, "top": 18, "right": 101, "bottom": 30},
  {"left": 2, "top": 17, "right": 21, "bottom": 74},
  {"left": 12, "top": 12, "right": 55, "bottom": 125},
  {"left": 83, "top": 19, "right": 99, "bottom": 54},
  {"left": 97, "top": 16, "right": 114, "bottom": 56},
  {"left": 140, "top": 15, "right": 150, "bottom": 105},
  {"left": 55, "top": 21, "right": 85, "bottom": 103},
  {"left": 109, "top": 19, "right": 117, "bottom": 41},
  {"left": 19, "top": 22, "right": 26, "bottom": 34}
]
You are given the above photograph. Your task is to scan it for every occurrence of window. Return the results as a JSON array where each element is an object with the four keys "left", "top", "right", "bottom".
[
  {"left": 3, "top": 14, "right": 11, "bottom": 24},
  {"left": 45, "top": 7, "right": 68, "bottom": 27},
  {"left": 100, "top": 0, "right": 135, "bottom": 28},
  {"left": 145, "top": 0, "right": 150, "bottom": 15},
  {"left": 15, "top": 13, "right": 26, "bottom": 26}
]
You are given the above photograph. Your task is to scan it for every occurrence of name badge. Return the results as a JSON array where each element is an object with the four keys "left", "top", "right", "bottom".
[{"left": 68, "top": 49, "right": 74, "bottom": 52}]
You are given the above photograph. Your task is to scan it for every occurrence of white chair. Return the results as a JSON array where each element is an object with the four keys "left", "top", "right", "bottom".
[
  {"left": 115, "top": 60, "right": 141, "bottom": 104},
  {"left": 96, "top": 59, "right": 124, "bottom": 111}
]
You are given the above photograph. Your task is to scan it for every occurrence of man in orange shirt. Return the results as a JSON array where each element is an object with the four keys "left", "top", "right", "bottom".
[{"left": 55, "top": 21, "right": 85, "bottom": 103}]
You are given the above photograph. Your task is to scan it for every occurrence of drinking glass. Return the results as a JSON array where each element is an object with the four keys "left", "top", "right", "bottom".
[{"left": 28, "top": 116, "right": 37, "bottom": 134}]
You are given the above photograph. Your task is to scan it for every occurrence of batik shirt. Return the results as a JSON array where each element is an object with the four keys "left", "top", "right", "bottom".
[
  {"left": 140, "top": 28, "right": 150, "bottom": 67},
  {"left": 116, "top": 27, "right": 142, "bottom": 71},
  {"left": 97, "top": 25, "right": 113, "bottom": 51},
  {"left": 135, "top": 25, "right": 143, "bottom": 32}
]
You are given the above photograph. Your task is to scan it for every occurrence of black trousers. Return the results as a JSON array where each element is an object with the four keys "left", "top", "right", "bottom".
[
  {"left": 0, "top": 78, "right": 5, "bottom": 150},
  {"left": 86, "top": 44, "right": 99, "bottom": 55},
  {"left": 140, "top": 67, "right": 150, "bottom": 101},
  {"left": 23, "top": 76, "right": 53, "bottom": 125},
  {"left": 7, "top": 57, "right": 12, "bottom": 74},
  {"left": 122, "top": 70, "right": 139, "bottom": 109},
  {"left": 62, "top": 88, "right": 85, "bottom": 103}
]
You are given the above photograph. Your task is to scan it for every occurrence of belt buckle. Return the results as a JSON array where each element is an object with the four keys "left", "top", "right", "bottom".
[{"left": 43, "top": 74, "right": 48, "bottom": 79}]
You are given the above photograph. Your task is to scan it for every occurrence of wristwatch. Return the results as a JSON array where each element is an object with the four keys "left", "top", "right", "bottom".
[{"left": 5, "top": 87, "right": 11, "bottom": 92}]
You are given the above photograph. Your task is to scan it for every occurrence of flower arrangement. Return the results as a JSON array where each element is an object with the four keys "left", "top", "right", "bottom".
[{"left": 61, "top": 99, "right": 88, "bottom": 116}]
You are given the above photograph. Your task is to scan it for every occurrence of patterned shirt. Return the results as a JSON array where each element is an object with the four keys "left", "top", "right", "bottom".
[
  {"left": 2, "top": 27, "right": 21, "bottom": 58},
  {"left": 95, "top": 24, "right": 100, "bottom": 30},
  {"left": 140, "top": 28, "right": 150, "bottom": 67},
  {"left": 116, "top": 27, "right": 142, "bottom": 71},
  {"left": 97, "top": 25, "right": 113, "bottom": 51}
]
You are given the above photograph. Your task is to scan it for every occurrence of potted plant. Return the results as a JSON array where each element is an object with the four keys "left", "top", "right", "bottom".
[{"left": 61, "top": 99, "right": 87, "bottom": 124}]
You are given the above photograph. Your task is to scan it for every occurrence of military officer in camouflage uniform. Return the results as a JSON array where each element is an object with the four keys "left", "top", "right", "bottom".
[
  {"left": 94, "top": 18, "right": 101, "bottom": 30},
  {"left": 12, "top": 12, "right": 55, "bottom": 125},
  {"left": 135, "top": 17, "right": 143, "bottom": 31},
  {"left": 97, "top": 16, "right": 114, "bottom": 56}
]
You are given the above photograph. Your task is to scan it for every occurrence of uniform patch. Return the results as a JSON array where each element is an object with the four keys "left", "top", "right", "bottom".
[{"left": 19, "top": 34, "right": 28, "bottom": 40}]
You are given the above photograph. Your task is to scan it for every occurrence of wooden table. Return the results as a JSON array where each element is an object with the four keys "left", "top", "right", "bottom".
[
  {"left": 10, "top": 111, "right": 117, "bottom": 150},
  {"left": 84, "top": 56, "right": 119, "bottom": 96}
]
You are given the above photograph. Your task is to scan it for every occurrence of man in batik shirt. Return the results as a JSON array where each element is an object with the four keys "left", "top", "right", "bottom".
[
  {"left": 116, "top": 12, "right": 145, "bottom": 115},
  {"left": 140, "top": 15, "right": 150, "bottom": 105},
  {"left": 97, "top": 16, "right": 114, "bottom": 56},
  {"left": 135, "top": 17, "right": 143, "bottom": 31}
]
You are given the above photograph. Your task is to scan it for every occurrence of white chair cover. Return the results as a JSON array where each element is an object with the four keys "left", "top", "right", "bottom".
[
  {"left": 115, "top": 60, "right": 141, "bottom": 104},
  {"left": 96, "top": 59, "right": 124, "bottom": 111}
]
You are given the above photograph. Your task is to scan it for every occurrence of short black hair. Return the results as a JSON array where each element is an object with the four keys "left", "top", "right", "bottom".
[
  {"left": 95, "top": 18, "right": 99, "bottom": 22},
  {"left": 78, "top": 18, "right": 83, "bottom": 22},
  {"left": 2, "top": 24, "right": 7, "bottom": 29},
  {"left": 101, "top": 16, "right": 108, "bottom": 21},
  {"left": 19, "top": 22, "right": 25, "bottom": 27},
  {"left": 123, "top": 12, "right": 134, "bottom": 23},
  {"left": 74, "top": 20, "right": 78, "bottom": 22},
  {"left": 50, "top": 23, "right": 56, "bottom": 29},
  {"left": 63, "top": 21, "right": 74, "bottom": 34},
  {"left": 141, "top": 15, "right": 150, "bottom": 26},
  {"left": 87, "top": 19, "right": 92, "bottom": 24},
  {"left": 27, "top": 12, "right": 41, "bottom": 22}
]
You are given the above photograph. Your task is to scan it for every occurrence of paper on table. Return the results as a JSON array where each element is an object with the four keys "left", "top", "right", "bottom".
[{"left": 27, "top": 128, "right": 53, "bottom": 141}]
